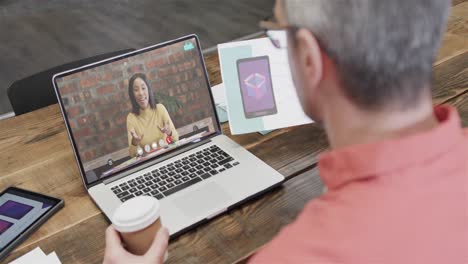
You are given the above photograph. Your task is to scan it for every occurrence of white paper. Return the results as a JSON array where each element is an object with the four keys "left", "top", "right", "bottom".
[
  {"left": 9, "top": 247, "right": 47, "bottom": 264},
  {"left": 9, "top": 247, "right": 62, "bottom": 264},
  {"left": 211, "top": 83, "right": 229, "bottom": 123},
  {"left": 211, "top": 83, "right": 226, "bottom": 106},
  {"left": 218, "top": 33, "right": 313, "bottom": 135},
  {"left": 45, "top": 252, "right": 62, "bottom": 264}
]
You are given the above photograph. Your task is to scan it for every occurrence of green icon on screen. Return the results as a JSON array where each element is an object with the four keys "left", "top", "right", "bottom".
[{"left": 184, "top": 42, "right": 195, "bottom": 51}]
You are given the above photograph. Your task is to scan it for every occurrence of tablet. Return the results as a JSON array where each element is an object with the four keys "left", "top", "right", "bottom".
[
  {"left": 237, "top": 56, "right": 278, "bottom": 118},
  {"left": 0, "top": 187, "right": 64, "bottom": 261}
]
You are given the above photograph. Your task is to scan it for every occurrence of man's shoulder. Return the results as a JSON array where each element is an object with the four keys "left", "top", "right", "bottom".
[
  {"left": 463, "top": 127, "right": 468, "bottom": 138},
  {"left": 462, "top": 128, "right": 468, "bottom": 149},
  {"left": 248, "top": 196, "right": 345, "bottom": 263}
]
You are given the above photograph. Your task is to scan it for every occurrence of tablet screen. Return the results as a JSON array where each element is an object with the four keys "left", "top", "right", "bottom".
[{"left": 0, "top": 188, "right": 61, "bottom": 251}]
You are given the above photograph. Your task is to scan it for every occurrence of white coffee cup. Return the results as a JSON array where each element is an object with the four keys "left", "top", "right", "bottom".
[{"left": 112, "top": 196, "right": 167, "bottom": 260}]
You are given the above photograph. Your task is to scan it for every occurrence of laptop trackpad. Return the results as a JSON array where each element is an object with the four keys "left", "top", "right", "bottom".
[{"left": 173, "top": 182, "right": 231, "bottom": 218}]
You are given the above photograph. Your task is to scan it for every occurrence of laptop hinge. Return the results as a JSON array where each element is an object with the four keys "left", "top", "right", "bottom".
[{"left": 102, "top": 139, "right": 212, "bottom": 185}]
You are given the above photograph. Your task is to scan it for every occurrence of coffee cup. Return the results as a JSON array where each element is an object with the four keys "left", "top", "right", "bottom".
[{"left": 112, "top": 196, "right": 165, "bottom": 257}]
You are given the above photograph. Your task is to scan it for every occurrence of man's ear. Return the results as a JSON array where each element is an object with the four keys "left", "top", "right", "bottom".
[{"left": 294, "top": 28, "right": 323, "bottom": 92}]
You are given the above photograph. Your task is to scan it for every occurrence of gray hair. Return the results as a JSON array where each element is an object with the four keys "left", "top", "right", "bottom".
[{"left": 284, "top": 0, "right": 451, "bottom": 110}]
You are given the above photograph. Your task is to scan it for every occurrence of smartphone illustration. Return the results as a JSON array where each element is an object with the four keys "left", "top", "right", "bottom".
[{"left": 236, "top": 56, "right": 277, "bottom": 119}]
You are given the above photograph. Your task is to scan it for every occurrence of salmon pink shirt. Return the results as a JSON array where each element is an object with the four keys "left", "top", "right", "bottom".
[{"left": 250, "top": 106, "right": 468, "bottom": 263}]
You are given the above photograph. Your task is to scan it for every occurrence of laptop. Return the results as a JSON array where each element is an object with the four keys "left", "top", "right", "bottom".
[{"left": 52, "top": 35, "right": 284, "bottom": 236}]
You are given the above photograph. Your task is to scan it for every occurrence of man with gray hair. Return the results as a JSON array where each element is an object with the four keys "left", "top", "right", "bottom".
[
  {"left": 248, "top": 0, "right": 468, "bottom": 263},
  {"left": 103, "top": 0, "right": 467, "bottom": 263}
]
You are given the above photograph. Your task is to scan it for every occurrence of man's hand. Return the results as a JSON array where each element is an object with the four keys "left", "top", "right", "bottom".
[
  {"left": 130, "top": 128, "right": 144, "bottom": 146},
  {"left": 103, "top": 225, "right": 169, "bottom": 264}
]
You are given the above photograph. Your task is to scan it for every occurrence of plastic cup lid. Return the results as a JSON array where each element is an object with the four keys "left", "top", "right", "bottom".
[{"left": 112, "top": 196, "right": 160, "bottom": 233}]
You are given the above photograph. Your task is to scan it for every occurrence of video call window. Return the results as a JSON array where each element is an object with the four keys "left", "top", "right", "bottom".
[{"left": 55, "top": 38, "right": 217, "bottom": 183}]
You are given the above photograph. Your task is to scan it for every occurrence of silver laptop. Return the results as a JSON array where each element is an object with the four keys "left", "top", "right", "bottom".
[{"left": 52, "top": 35, "right": 284, "bottom": 236}]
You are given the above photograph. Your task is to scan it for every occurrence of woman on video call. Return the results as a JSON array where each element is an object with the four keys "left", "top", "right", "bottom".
[{"left": 126, "top": 73, "right": 179, "bottom": 157}]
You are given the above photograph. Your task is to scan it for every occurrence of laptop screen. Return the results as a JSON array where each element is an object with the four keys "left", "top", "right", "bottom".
[{"left": 54, "top": 36, "right": 219, "bottom": 185}]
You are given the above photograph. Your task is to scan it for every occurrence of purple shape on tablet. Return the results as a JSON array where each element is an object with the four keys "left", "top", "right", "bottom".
[
  {"left": 0, "top": 219, "right": 13, "bottom": 235},
  {"left": 0, "top": 200, "right": 34, "bottom": 220}
]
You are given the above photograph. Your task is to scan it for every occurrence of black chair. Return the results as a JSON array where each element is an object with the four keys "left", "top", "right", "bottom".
[{"left": 7, "top": 48, "right": 135, "bottom": 115}]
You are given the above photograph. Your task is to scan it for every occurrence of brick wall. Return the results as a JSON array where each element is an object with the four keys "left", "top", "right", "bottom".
[{"left": 56, "top": 39, "right": 215, "bottom": 167}]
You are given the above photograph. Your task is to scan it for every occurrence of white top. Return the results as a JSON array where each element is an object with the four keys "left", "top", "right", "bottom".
[{"left": 112, "top": 196, "right": 160, "bottom": 233}]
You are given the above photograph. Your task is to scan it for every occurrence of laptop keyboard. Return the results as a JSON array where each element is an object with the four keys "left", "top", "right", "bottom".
[{"left": 110, "top": 145, "right": 240, "bottom": 202}]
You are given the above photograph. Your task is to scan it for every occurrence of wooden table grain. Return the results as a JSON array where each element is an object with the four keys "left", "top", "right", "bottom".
[{"left": 1, "top": 1, "right": 467, "bottom": 263}]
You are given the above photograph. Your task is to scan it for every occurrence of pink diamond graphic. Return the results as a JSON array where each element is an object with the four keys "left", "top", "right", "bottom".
[{"left": 244, "top": 73, "right": 266, "bottom": 99}]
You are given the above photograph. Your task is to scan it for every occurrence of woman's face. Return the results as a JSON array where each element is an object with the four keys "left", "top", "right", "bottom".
[{"left": 132, "top": 77, "right": 149, "bottom": 109}]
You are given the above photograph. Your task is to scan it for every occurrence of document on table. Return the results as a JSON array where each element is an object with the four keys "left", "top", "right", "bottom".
[
  {"left": 218, "top": 31, "right": 313, "bottom": 135},
  {"left": 8, "top": 247, "right": 61, "bottom": 264},
  {"left": 211, "top": 83, "right": 229, "bottom": 123}
]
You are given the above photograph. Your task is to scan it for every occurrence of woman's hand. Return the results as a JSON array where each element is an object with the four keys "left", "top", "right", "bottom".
[
  {"left": 158, "top": 121, "right": 172, "bottom": 136},
  {"left": 103, "top": 226, "right": 169, "bottom": 264},
  {"left": 130, "top": 128, "right": 144, "bottom": 146}
]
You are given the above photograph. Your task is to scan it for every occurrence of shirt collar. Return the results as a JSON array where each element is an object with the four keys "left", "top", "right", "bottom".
[
  {"left": 139, "top": 107, "right": 152, "bottom": 117},
  {"left": 318, "top": 105, "right": 463, "bottom": 189}
]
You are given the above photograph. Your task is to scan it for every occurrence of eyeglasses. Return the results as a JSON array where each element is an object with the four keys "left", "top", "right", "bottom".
[
  {"left": 265, "top": 30, "right": 289, "bottom": 49},
  {"left": 259, "top": 19, "right": 296, "bottom": 49},
  {"left": 260, "top": 18, "right": 330, "bottom": 61}
]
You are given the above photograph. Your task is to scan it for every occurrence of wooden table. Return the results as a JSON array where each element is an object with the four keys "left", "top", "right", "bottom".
[{"left": 1, "top": 2, "right": 467, "bottom": 263}]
